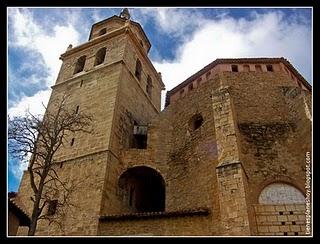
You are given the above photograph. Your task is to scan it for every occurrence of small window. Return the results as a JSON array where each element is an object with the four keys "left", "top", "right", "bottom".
[
  {"left": 290, "top": 211, "right": 294, "bottom": 215},
  {"left": 79, "top": 80, "right": 83, "bottom": 87},
  {"left": 131, "top": 125, "right": 148, "bottom": 149},
  {"left": 255, "top": 65, "right": 262, "bottom": 72},
  {"left": 98, "top": 28, "right": 106, "bottom": 36},
  {"left": 292, "top": 221, "right": 296, "bottom": 225},
  {"left": 279, "top": 211, "right": 283, "bottom": 215},
  {"left": 243, "top": 65, "right": 250, "bottom": 72},
  {"left": 266, "top": 65, "right": 273, "bottom": 72},
  {"left": 75, "top": 105, "right": 79, "bottom": 114},
  {"left": 94, "top": 47, "right": 106, "bottom": 66},
  {"left": 189, "top": 114, "right": 204, "bottom": 131},
  {"left": 70, "top": 138, "right": 75, "bottom": 146},
  {"left": 140, "top": 40, "right": 144, "bottom": 47},
  {"left": 284, "top": 232, "right": 288, "bottom": 236},
  {"left": 188, "top": 83, "right": 193, "bottom": 91},
  {"left": 180, "top": 89, "right": 184, "bottom": 97},
  {"left": 135, "top": 59, "right": 142, "bottom": 81},
  {"left": 47, "top": 200, "right": 58, "bottom": 216},
  {"left": 74, "top": 56, "right": 86, "bottom": 74},
  {"left": 294, "top": 232, "right": 298, "bottom": 236},
  {"left": 146, "top": 75, "right": 152, "bottom": 98},
  {"left": 231, "top": 65, "right": 238, "bottom": 72},
  {"left": 197, "top": 77, "right": 202, "bottom": 85},
  {"left": 281, "top": 222, "right": 285, "bottom": 225}
]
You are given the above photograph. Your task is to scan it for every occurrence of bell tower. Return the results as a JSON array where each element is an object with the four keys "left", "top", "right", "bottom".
[{"left": 17, "top": 8, "right": 165, "bottom": 235}]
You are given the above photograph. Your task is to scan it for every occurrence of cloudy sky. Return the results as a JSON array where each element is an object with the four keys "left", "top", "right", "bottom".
[{"left": 7, "top": 7, "right": 312, "bottom": 191}]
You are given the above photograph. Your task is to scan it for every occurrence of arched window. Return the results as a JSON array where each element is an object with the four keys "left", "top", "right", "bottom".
[
  {"left": 98, "top": 28, "right": 106, "bottom": 36},
  {"left": 243, "top": 65, "right": 250, "bottom": 72},
  {"left": 146, "top": 75, "right": 152, "bottom": 98},
  {"left": 118, "top": 166, "right": 165, "bottom": 213},
  {"left": 135, "top": 59, "right": 142, "bottom": 81},
  {"left": 189, "top": 114, "right": 204, "bottom": 131},
  {"left": 259, "top": 183, "right": 305, "bottom": 204},
  {"left": 74, "top": 56, "right": 86, "bottom": 74},
  {"left": 255, "top": 65, "right": 262, "bottom": 72},
  {"left": 94, "top": 47, "right": 106, "bottom": 66}
]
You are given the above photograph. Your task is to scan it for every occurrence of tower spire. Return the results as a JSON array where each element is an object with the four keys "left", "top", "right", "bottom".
[{"left": 120, "top": 8, "right": 130, "bottom": 20}]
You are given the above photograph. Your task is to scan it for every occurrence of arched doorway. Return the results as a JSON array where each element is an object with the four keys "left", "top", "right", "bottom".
[{"left": 118, "top": 166, "right": 165, "bottom": 213}]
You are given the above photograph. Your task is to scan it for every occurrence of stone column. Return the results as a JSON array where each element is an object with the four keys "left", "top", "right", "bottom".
[{"left": 212, "top": 87, "right": 251, "bottom": 235}]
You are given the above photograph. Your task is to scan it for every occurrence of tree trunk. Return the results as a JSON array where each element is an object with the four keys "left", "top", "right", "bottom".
[{"left": 28, "top": 201, "right": 40, "bottom": 235}]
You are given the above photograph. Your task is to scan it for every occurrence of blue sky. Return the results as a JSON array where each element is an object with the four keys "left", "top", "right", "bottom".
[{"left": 7, "top": 7, "right": 312, "bottom": 192}]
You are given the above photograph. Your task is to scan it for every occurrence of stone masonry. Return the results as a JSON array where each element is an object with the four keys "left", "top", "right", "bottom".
[{"left": 15, "top": 9, "right": 312, "bottom": 236}]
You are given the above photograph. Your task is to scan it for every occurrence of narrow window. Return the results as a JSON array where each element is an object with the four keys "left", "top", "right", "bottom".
[
  {"left": 70, "top": 138, "right": 75, "bottom": 146},
  {"left": 135, "top": 59, "right": 142, "bottom": 81},
  {"left": 281, "top": 222, "right": 285, "bottom": 225},
  {"left": 60, "top": 162, "right": 63, "bottom": 168},
  {"left": 94, "top": 47, "right": 106, "bottom": 66},
  {"left": 98, "top": 28, "right": 106, "bottom": 36},
  {"left": 292, "top": 221, "right": 296, "bottom": 225},
  {"left": 74, "top": 56, "right": 86, "bottom": 74},
  {"left": 47, "top": 200, "right": 58, "bottom": 216},
  {"left": 279, "top": 211, "right": 283, "bottom": 215},
  {"left": 79, "top": 80, "right": 83, "bottom": 87},
  {"left": 290, "top": 211, "right": 294, "bottom": 215},
  {"left": 140, "top": 40, "right": 144, "bottom": 47},
  {"left": 255, "top": 65, "right": 262, "bottom": 72},
  {"left": 266, "top": 64, "right": 273, "bottom": 72},
  {"left": 284, "top": 232, "right": 288, "bottom": 236},
  {"left": 146, "top": 75, "right": 152, "bottom": 98},
  {"left": 188, "top": 83, "right": 193, "bottom": 91},
  {"left": 231, "top": 65, "right": 238, "bottom": 72},
  {"left": 294, "top": 232, "right": 298, "bottom": 236},
  {"left": 243, "top": 65, "right": 250, "bottom": 72},
  {"left": 75, "top": 105, "right": 79, "bottom": 114}
]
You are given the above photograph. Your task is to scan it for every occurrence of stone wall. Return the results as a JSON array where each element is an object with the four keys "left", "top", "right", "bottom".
[
  {"left": 17, "top": 151, "right": 109, "bottom": 236},
  {"left": 98, "top": 213, "right": 212, "bottom": 236}
]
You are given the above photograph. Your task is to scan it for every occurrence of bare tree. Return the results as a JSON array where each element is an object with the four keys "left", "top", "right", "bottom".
[{"left": 8, "top": 95, "right": 92, "bottom": 235}]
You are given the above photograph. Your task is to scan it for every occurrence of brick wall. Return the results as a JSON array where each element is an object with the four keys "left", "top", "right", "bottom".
[{"left": 254, "top": 204, "right": 307, "bottom": 236}]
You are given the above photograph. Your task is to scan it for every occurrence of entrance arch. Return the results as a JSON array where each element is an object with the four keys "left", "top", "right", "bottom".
[{"left": 118, "top": 166, "right": 165, "bottom": 213}]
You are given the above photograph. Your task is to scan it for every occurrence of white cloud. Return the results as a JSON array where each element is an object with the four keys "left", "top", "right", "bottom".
[
  {"left": 8, "top": 8, "right": 81, "bottom": 116},
  {"left": 151, "top": 11, "right": 311, "bottom": 109},
  {"left": 8, "top": 8, "right": 311, "bottom": 114},
  {"left": 8, "top": 89, "right": 51, "bottom": 117}
]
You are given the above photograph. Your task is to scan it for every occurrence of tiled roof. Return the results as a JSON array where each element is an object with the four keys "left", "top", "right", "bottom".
[
  {"left": 8, "top": 192, "right": 31, "bottom": 226},
  {"left": 99, "top": 207, "right": 210, "bottom": 221},
  {"left": 165, "top": 57, "right": 312, "bottom": 107}
]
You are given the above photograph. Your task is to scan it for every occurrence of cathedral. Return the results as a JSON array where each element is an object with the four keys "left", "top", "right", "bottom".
[{"left": 15, "top": 9, "right": 312, "bottom": 236}]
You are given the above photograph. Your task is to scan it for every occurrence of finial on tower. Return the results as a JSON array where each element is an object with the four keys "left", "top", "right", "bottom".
[
  {"left": 120, "top": 8, "right": 130, "bottom": 20},
  {"left": 67, "top": 44, "right": 73, "bottom": 50}
]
